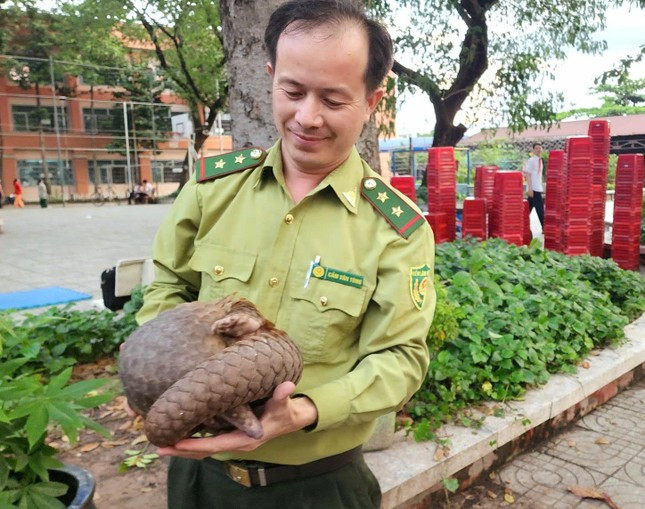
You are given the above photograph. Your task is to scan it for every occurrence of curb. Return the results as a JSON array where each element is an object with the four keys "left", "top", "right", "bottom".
[{"left": 365, "top": 312, "right": 645, "bottom": 509}]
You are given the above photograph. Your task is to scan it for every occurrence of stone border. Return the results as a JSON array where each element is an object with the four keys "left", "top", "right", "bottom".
[{"left": 364, "top": 312, "right": 645, "bottom": 509}]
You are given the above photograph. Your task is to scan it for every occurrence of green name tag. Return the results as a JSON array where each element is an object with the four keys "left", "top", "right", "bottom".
[{"left": 311, "top": 265, "right": 363, "bottom": 289}]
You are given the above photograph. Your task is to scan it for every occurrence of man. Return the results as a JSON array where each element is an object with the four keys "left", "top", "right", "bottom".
[
  {"left": 135, "top": 1, "right": 435, "bottom": 507},
  {"left": 37, "top": 178, "right": 48, "bottom": 208},
  {"left": 141, "top": 179, "right": 154, "bottom": 203},
  {"left": 524, "top": 142, "right": 544, "bottom": 229}
]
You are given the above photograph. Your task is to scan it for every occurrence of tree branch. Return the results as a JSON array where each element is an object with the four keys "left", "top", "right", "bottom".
[{"left": 392, "top": 59, "right": 442, "bottom": 103}]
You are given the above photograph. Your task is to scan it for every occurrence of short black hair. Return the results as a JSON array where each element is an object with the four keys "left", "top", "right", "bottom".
[
  {"left": 532, "top": 143, "right": 542, "bottom": 149},
  {"left": 264, "top": 0, "right": 393, "bottom": 93}
]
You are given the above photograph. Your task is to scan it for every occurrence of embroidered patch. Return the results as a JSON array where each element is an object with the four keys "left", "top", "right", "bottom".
[
  {"left": 409, "top": 264, "right": 431, "bottom": 310},
  {"left": 311, "top": 265, "right": 364, "bottom": 289}
]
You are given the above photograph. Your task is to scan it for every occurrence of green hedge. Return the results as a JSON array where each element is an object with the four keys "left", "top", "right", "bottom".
[{"left": 410, "top": 238, "right": 645, "bottom": 437}]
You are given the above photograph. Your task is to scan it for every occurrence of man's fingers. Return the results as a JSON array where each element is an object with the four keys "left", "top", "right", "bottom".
[{"left": 273, "top": 381, "right": 295, "bottom": 401}]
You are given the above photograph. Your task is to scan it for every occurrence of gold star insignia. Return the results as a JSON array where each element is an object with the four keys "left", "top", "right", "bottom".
[
  {"left": 215, "top": 159, "right": 226, "bottom": 169},
  {"left": 234, "top": 154, "right": 246, "bottom": 164},
  {"left": 377, "top": 192, "right": 389, "bottom": 203},
  {"left": 391, "top": 206, "right": 403, "bottom": 217}
]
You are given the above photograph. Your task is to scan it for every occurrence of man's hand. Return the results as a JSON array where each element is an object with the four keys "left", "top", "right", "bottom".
[
  {"left": 156, "top": 382, "right": 318, "bottom": 460},
  {"left": 527, "top": 189, "right": 534, "bottom": 198}
]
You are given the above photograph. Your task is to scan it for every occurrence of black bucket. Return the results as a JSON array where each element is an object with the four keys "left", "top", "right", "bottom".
[{"left": 50, "top": 465, "right": 97, "bottom": 509}]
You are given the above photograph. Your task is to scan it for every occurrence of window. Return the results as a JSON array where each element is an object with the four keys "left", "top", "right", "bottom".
[
  {"left": 83, "top": 108, "right": 117, "bottom": 134},
  {"left": 152, "top": 160, "right": 184, "bottom": 183},
  {"left": 88, "top": 160, "right": 128, "bottom": 185},
  {"left": 12, "top": 105, "right": 69, "bottom": 133},
  {"left": 17, "top": 160, "right": 74, "bottom": 186}
]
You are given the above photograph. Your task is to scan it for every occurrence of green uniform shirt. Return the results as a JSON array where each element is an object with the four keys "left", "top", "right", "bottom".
[{"left": 137, "top": 142, "right": 436, "bottom": 465}]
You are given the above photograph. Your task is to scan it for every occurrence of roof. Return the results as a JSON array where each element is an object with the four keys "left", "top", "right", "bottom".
[{"left": 462, "top": 113, "right": 645, "bottom": 145}]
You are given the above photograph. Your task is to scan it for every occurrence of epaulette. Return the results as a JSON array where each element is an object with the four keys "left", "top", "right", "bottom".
[
  {"left": 196, "top": 147, "right": 267, "bottom": 183},
  {"left": 360, "top": 177, "right": 426, "bottom": 239}
]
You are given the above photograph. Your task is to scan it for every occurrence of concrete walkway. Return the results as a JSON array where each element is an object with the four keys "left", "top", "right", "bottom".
[
  {"left": 446, "top": 378, "right": 645, "bottom": 508},
  {"left": 0, "top": 203, "right": 171, "bottom": 305}
]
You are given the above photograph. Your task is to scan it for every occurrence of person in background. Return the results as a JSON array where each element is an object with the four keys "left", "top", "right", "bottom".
[
  {"left": 13, "top": 178, "right": 24, "bottom": 208},
  {"left": 37, "top": 178, "right": 48, "bottom": 208},
  {"left": 132, "top": 1, "right": 436, "bottom": 508},
  {"left": 128, "top": 182, "right": 143, "bottom": 205},
  {"left": 524, "top": 143, "right": 544, "bottom": 229},
  {"left": 141, "top": 179, "right": 155, "bottom": 203}
]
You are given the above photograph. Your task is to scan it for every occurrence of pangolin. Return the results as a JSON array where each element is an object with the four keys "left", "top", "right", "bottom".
[{"left": 118, "top": 295, "right": 303, "bottom": 447}]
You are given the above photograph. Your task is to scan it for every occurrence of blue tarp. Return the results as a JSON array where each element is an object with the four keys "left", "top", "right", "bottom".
[{"left": 0, "top": 286, "right": 92, "bottom": 311}]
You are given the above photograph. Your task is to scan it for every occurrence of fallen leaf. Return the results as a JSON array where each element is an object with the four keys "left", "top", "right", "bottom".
[
  {"left": 101, "top": 439, "right": 129, "bottom": 449},
  {"left": 79, "top": 442, "right": 100, "bottom": 452},
  {"left": 489, "top": 472, "right": 497, "bottom": 480},
  {"left": 487, "top": 490, "right": 497, "bottom": 499},
  {"left": 594, "top": 437, "right": 610, "bottom": 445},
  {"left": 581, "top": 361, "right": 591, "bottom": 369},
  {"left": 433, "top": 447, "right": 445, "bottom": 462},
  {"left": 504, "top": 491, "right": 515, "bottom": 504},
  {"left": 568, "top": 440, "right": 576, "bottom": 448},
  {"left": 590, "top": 350, "right": 600, "bottom": 356},
  {"left": 464, "top": 494, "right": 476, "bottom": 500},
  {"left": 131, "top": 434, "right": 149, "bottom": 446},
  {"left": 568, "top": 485, "right": 620, "bottom": 509}
]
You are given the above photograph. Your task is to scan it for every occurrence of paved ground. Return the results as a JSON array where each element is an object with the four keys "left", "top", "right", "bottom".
[
  {"left": 1, "top": 202, "right": 643, "bottom": 509},
  {"left": 448, "top": 378, "right": 645, "bottom": 508},
  {"left": 0, "top": 202, "right": 171, "bottom": 306}
]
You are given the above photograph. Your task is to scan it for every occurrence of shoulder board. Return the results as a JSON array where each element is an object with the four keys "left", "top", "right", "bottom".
[
  {"left": 196, "top": 147, "right": 267, "bottom": 183},
  {"left": 360, "top": 177, "right": 425, "bottom": 239}
]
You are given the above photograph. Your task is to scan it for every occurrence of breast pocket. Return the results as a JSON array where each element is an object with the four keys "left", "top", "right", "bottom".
[
  {"left": 290, "top": 281, "right": 368, "bottom": 363},
  {"left": 188, "top": 243, "right": 257, "bottom": 301}
]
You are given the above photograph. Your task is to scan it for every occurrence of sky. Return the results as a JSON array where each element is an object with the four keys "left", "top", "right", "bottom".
[{"left": 395, "top": 4, "right": 645, "bottom": 137}]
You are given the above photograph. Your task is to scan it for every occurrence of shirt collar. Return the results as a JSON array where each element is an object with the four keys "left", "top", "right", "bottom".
[{"left": 255, "top": 141, "right": 363, "bottom": 214}]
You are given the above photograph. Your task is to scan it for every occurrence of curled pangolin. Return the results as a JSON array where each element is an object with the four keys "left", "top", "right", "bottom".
[{"left": 118, "top": 295, "right": 303, "bottom": 447}]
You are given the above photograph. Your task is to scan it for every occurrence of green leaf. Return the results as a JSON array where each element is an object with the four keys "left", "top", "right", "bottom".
[
  {"left": 44, "top": 368, "right": 73, "bottom": 394},
  {"left": 0, "top": 455, "right": 9, "bottom": 491},
  {"left": 442, "top": 477, "right": 459, "bottom": 493},
  {"left": 56, "top": 378, "right": 108, "bottom": 400},
  {"left": 30, "top": 481, "right": 69, "bottom": 497},
  {"left": 25, "top": 406, "right": 49, "bottom": 450}
]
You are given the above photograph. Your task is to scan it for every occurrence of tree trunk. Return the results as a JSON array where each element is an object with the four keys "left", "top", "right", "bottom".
[
  {"left": 219, "top": 0, "right": 381, "bottom": 171},
  {"left": 219, "top": 0, "right": 277, "bottom": 149}
]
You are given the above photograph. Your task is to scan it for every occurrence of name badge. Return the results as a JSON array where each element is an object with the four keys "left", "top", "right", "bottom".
[{"left": 312, "top": 265, "right": 363, "bottom": 289}]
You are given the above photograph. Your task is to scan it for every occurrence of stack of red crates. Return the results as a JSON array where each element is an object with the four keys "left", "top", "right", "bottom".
[
  {"left": 523, "top": 199, "right": 531, "bottom": 245},
  {"left": 462, "top": 198, "right": 487, "bottom": 240},
  {"left": 561, "top": 137, "right": 593, "bottom": 255},
  {"left": 544, "top": 150, "right": 565, "bottom": 251},
  {"left": 390, "top": 175, "right": 417, "bottom": 203},
  {"left": 612, "top": 154, "right": 644, "bottom": 270},
  {"left": 588, "top": 120, "right": 611, "bottom": 256},
  {"left": 489, "top": 171, "right": 524, "bottom": 246},
  {"left": 426, "top": 147, "right": 456, "bottom": 242},
  {"left": 474, "top": 165, "right": 498, "bottom": 204}
]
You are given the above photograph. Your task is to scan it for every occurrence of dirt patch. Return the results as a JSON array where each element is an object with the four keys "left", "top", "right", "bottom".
[{"left": 52, "top": 360, "right": 168, "bottom": 509}]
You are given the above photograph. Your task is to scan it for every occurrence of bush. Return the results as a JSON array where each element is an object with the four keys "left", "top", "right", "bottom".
[{"left": 409, "top": 238, "right": 645, "bottom": 436}]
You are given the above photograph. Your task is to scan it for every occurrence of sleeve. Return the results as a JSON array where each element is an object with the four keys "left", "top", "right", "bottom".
[
  {"left": 136, "top": 179, "right": 203, "bottom": 325},
  {"left": 299, "top": 225, "right": 436, "bottom": 430}
]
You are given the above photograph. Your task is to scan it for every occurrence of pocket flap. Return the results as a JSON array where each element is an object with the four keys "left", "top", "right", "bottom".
[
  {"left": 189, "top": 243, "right": 257, "bottom": 283},
  {"left": 291, "top": 283, "right": 365, "bottom": 316}
]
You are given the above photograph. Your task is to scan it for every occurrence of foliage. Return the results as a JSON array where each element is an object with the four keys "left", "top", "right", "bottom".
[
  {"left": 0, "top": 317, "right": 113, "bottom": 509},
  {"left": 371, "top": 0, "right": 614, "bottom": 146},
  {"left": 557, "top": 75, "right": 645, "bottom": 120},
  {"left": 1, "top": 286, "right": 144, "bottom": 376},
  {"left": 55, "top": 0, "right": 227, "bottom": 186},
  {"left": 408, "top": 238, "right": 645, "bottom": 434}
]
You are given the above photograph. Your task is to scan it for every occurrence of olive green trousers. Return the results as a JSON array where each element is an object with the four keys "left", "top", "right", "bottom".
[{"left": 167, "top": 455, "right": 381, "bottom": 509}]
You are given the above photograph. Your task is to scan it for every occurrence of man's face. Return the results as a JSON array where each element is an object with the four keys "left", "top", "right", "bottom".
[
  {"left": 533, "top": 145, "right": 542, "bottom": 156},
  {"left": 268, "top": 23, "right": 383, "bottom": 176}
]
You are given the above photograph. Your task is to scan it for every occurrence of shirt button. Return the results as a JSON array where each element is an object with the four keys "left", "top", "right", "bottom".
[
  {"left": 284, "top": 214, "right": 294, "bottom": 224},
  {"left": 320, "top": 296, "right": 328, "bottom": 307},
  {"left": 269, "top": 277, "right": 279, "bottom": 287},
  {"left": 214, "top": 265, "right": 224, "bottom": 275}
]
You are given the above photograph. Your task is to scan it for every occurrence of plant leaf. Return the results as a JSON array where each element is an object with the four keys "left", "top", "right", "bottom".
[{"left": 25, "top": 406, "right": 49, "bottom": 450}]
